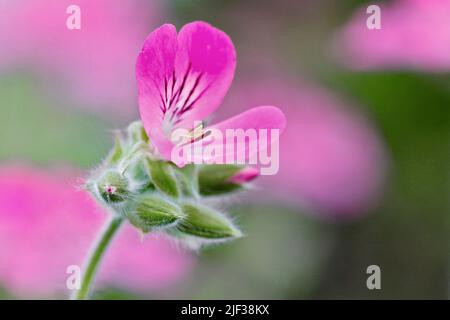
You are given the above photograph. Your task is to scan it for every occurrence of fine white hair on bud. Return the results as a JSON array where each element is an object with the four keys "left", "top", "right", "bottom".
[
  {"left": 174, "top": 201, "right": 242, "bottom": 240},
  {"left": 197, "top": 164, "right": 258, "bottom": 196},
  {"left": 127, "top": 194, "right": 185, "bottom": 233},
  {"left": 96, "top": 170, "right": 130, "bottom": 203},
  {"left": 127, "top": 120, "right": 149, "bottom": 145},
  {"left": 85, "top": 121, "right": 256, "bottom": 250},
  {"left": 146, "top": 160, "right": 180, "bottom": 198}
]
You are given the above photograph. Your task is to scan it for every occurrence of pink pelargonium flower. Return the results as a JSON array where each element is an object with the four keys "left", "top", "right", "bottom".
[
  {"left": 137, "top": 22, "right": 286, "bottom": 165},
  {"left": 0, "top": 165, "right": 193, "bottom": 297},
  {"left": 334, "top": 0, "right": 450, "bottom": 72}
]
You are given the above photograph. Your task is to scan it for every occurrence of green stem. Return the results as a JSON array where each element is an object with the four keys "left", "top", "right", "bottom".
[{"left": 73, "top": 216, "right": 124, "bottom": 300}]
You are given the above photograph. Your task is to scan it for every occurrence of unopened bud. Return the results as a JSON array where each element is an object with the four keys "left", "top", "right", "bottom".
[
  {"left": 176, "top": 202, "right": 242, "bottom": 239},
  {"left": 198, "top": 165, "right": 258, "bottom": 196},
  {"left": 174, "top": 164, "right": 198, "bottom": 197},
  {"left": 97, "top": 170, "right": 130, "bottom": 203},
  {"left": 127, "top": 121, "right": 149, "bottom": 144},
  {"left": 106, "top": 132, "right": 124, "bottom": 165},
  {"left": 146, "top": 160, "right": 179, "bottom": 198},
  {"left": 128, "top": 194, "right": 184, "bottom": 233}
]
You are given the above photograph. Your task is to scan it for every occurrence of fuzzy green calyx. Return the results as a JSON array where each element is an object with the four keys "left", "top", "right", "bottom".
[
  {"left": 198, "top": 164, "right": 244, "bottom": 196},
  {"left": 177, "top": 202, "right": 242, "bottom": 239},
  {"left": 146, "top": 160, "right": 179, "bottom": 198},
  {"left": 127, "top": 120, "right": 149, "bottom": 144},
  {"left": 128, "top": 194, "right": 184, "bottom": 233}
]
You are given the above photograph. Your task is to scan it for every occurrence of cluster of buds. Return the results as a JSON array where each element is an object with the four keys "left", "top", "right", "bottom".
[{"left": 85, "top": 121, "right": 258, "bottom": 249}]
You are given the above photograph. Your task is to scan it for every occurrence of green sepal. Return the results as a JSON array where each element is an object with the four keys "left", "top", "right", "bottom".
[
  {"left": 174, "top": 164, "right": 198, "bottom": 197},
  {"left": 127, "top": 121, "right": 149, "bottom": 144},
  {"left": 106, "top": 133, "right": 124, "bottom": 165},
  {"left": 126, "top": 158, "right": 156, "bottom": 194},
  {"left": 146, "top": 160, "right": 179, "bottom": 198},
  {"left": 198, "top": 164, "right": 244, "bottom": 196},
  {"left": 128, "top": 194, "right": 184, "bottom": 233}
]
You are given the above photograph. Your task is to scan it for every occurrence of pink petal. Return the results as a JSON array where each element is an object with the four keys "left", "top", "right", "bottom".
[
  {"left": 173, "top": 21, "right": 236, "bottom": 126},
  {"left": 172, "top": 106, "right": 286, "bottom": 166},
  {"left": 213, "top": 106, "right": 287, "bottom": 132},
  {"left": 210, "top": 106, "right": 286, "bottom": 164},
  {"left": 137, "top": 21, "right": 236, "bottom": 159},
  {"left": 137, "top": 24, "right": 178, "bottom": 159},
  {"left": 228, "top": 167, "right": 259, "bottom": 184}
]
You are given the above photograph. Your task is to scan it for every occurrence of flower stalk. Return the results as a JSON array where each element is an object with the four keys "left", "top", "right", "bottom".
[{"left": 73, "top": 216, "right": 124, "bottom": 300}]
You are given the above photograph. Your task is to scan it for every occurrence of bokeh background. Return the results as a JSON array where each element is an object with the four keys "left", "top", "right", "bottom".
[{"left": 0, "top": 0, "right": 449, "bottom": 299}]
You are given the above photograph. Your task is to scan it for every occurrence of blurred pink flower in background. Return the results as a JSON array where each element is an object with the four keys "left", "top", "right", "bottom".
[
  {"left": 220, "top": 75, "right": 386, "bottom": 218},
  {"left": 0, "top": 0, "right": 165, "bottom": 116},
  {"left": 0, "top": 165, "right": 193, "bottom": 297},
  {"left": 334, "top": 0, "right": 450, "bottom": 72}
]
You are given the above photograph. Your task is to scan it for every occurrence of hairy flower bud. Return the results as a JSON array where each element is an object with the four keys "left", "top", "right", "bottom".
[
  {"left": 176, "top": 202, "right": 242, "bottom": 240},
  {"left": 86, "top": 120, "right": 251, "bottom": 250},
  {"left": 198, "top": 164, "right": 258, "bottom": 196},
  {"left": 127, "top": 120, "right": 149, "bottom": 144},
  {"left": 174, "top": 164, "right": 198, "bottom": 198},
  {"left": 97, "top": 170, "right": 130, "bottom": 203},
  {"left": 146, "top": 160, "right": 179, "bottom": 198},
  {"left": 127, "top": 194, "right": 184, "bottom": 233},
  {"left": 106, "top": 132, "right": 125, "bottom": 165}
]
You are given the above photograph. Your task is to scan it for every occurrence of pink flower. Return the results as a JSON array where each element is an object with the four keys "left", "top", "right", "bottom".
[
  {"left": 220, "top": 75, "right": 387, "bottom": 218},
  {"left": 136, "top": 22, "right": 286, "bottom": 165},
  {"left": 334, "top": 0, "right": 450, "bottom": 72},
  {"left": 0, "top": 165, "right": 193, "bottom": 297},
  {"left": 0, "top": 0, "right": 165, "bottom": 116}
]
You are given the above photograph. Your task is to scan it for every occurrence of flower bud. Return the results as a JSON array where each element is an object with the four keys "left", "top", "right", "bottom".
[
  {"left": 176, "top": 202, "right": 242, "bottom": 239},
  {"left": 97, "top": 170, "right": 130, "bottom": 203},
  {"left": 198, "top": 164, "right": 258, "bottom": 196},
  {"left": 106, "top": 132, "right": 124, "bottom": 165},
  {"left": 128, "top": 194, "right": 184, "bottom": 233},
  {"left": 127, "top": 120, "right": 149, "bottom": 144},
  {"left": 146, "top": 160, "right": 179, "bottom": 198},
  {"left": 174, "top": 164, "right": 198, "bottom": 197}
]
